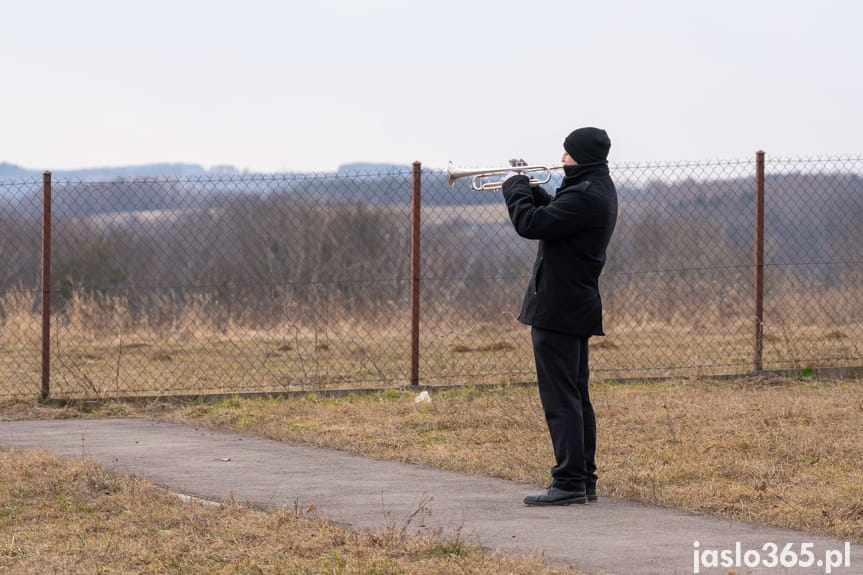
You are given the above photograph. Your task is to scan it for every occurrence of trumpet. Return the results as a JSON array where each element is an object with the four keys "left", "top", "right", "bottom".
[{"left": 447, "top": 161, "right": 564, "bottom": 191}]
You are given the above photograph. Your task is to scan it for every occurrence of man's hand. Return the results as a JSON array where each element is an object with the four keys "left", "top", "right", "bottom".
[{"left": 502, "top": 158, "right": 528, "bottom": 183}]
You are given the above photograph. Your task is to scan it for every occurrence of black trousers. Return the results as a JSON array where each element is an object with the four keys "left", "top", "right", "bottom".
[{"left": 530, "top": 326, "right": 597, "bottom": 491}]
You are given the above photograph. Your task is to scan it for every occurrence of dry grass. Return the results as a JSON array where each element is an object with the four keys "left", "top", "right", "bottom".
[
  {"left": 598, "top": 378, "right": 863, "bottom": 540},
  {"left": 3, "top": 286, "right": 863, "bottom": 399},
  {"left": 4, "top": 318, "right": 861, "bottom": 401},
  {"left": 0, "top": 288, "right": 41, "bottom": 348},
  {"left": 0, "top": 447, "right": 576, "bottom": 575}
]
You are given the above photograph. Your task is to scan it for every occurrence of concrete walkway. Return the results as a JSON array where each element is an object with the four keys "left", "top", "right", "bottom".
[{"left": 2, "top": 418, "right": 858, "bottom": 575}]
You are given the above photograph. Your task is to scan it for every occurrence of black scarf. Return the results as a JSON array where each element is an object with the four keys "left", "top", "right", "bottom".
[{"left": 560, "top": 162, "right": 609, "bottom": 190}]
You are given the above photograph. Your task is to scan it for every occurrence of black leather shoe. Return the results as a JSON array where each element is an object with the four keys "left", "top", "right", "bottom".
[{"left": 523, "top": 486, "right": 587, "bottom": 506}]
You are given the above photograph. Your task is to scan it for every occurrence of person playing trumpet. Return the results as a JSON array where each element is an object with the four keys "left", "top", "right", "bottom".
[{"left": 501, "top": 127, "right": 618, "bottom": 506}]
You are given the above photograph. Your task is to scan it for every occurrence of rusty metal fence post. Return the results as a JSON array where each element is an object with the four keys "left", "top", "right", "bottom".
[
  {"left": 41, "top": 171, "right": 52, "bottom": 399},
  {"left": 753, "top": 151, "right": 765, "bottom": 372},
  {"left": 410, "top": 161, "right": 421, "bottom": 386}
]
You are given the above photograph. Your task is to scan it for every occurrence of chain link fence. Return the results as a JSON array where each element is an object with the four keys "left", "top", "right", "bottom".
[
  {"left": 1, "top": 155, "right": 861, "bottom": 399},
  {"left": 759, "top": 157, "right": 863, "bottom": 370},
  {"left": 0, "top": 178, "right": 43, "bottom": 397}
]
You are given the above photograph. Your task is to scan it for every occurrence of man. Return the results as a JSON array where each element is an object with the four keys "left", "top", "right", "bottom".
[{"left": 501, "top": 127, "right": 618, "bottom": 506}]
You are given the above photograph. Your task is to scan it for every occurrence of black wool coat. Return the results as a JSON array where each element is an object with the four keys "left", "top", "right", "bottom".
[{"left": 501, "top": 163, "right": 618, "bottom": 336}]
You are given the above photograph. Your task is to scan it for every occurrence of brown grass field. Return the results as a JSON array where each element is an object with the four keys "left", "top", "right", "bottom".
[
  {"left": 2, "top": 375, "right": 862, "bottom": 574},
  {"left": 0, "top": 448, "right": 574, "bottom": 575},
  {"left": 2, "top": 285, "right": 862, "bottom": 398}
]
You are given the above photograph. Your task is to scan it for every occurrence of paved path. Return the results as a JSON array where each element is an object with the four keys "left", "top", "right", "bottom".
[{"left": 2, "top": 418, "right": 859, "bottom": 575}]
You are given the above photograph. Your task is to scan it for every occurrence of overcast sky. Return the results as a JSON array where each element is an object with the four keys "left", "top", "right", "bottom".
[{"left": 2, "top": 0, "right": 861, "bottom": 173}]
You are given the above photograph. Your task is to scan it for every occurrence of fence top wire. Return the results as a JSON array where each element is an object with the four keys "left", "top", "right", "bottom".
[
  {"left": 0, "top": 178, "right": 42, "bottom": 187},
  {"left": 612, "top": 157, "right": 756, "bottom": 170},
  {"left": 39, "top": 167, "right": 416, "bottom": 185},
  {"left": 612, "top": 155, "right": 863, "bottom": 170},
  {"left": 769, "top": 154, "right": 863, "bottom": 163}
]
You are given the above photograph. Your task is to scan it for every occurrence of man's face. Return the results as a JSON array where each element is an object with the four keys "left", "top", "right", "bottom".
[{"left": 562, "top": 151, "right": 578, "bottom": 166}]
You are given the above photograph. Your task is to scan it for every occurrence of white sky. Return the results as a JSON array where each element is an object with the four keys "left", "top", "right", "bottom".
[{"left": 2, "top": 0, "right": 861, "bottom": 173}]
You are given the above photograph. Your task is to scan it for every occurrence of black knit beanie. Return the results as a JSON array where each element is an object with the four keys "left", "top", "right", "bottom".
[{"left": 563, "top": 127, "right": 611, "bottom": 164}]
